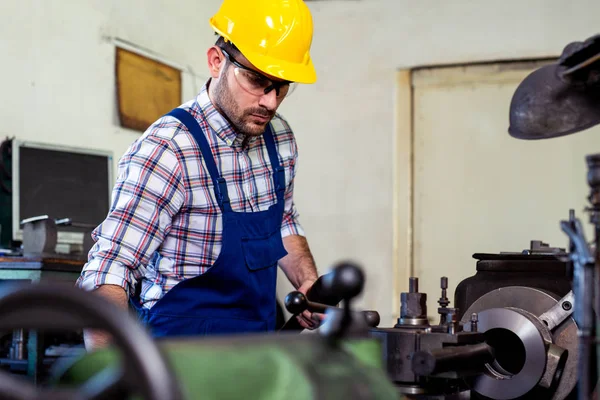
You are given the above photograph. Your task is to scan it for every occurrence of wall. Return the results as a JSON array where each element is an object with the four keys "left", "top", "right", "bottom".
[
  {"left": 1, "top": 0, "right": 599, "bottom": 326},
  {"left": 0, "top": 0, "right": 215, "bottom": 172}
]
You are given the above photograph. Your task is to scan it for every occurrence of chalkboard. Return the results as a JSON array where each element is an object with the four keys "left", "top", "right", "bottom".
[{"left": 18, "top": 146, "right": 111, "bottom": 233}]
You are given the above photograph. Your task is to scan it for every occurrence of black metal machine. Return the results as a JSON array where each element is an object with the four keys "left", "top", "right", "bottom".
[
  {"left": 284, "top": 238, "right": 585, "bottom": 399},
  {"left": 370, "top": 240, "right": 581, "bottom": 400}
]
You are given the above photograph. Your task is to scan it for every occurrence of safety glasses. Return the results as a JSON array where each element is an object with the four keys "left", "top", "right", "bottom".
[{"left": 220, "top": 48, "right": 296, "bottom": 99}]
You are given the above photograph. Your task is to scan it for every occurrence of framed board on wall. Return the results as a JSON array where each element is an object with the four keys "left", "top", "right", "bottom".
[{"left": 115, "top": 47, "right": 182, "bottom": 132}]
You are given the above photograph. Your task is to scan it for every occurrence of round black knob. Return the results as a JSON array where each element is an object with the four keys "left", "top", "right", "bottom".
[
  {"left": 284, "top": 291, "right": 308, "bottom": 314},
  {"left": 363, "top": 311, "right": 380, "bottom": 327},
  {"left": 322, "top": 262, "right": 365, "bottom": 301}
]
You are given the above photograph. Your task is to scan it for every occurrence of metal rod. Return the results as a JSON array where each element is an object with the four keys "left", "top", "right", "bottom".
[
  {"left": 409, "top": 277, "right": 418, "bottom": 293},
  {"left": 411, "top": 342, "right": 495, "bottom": 376}
]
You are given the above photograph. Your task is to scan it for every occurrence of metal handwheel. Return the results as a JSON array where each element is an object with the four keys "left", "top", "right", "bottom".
[{"left": 0, "top": 283, "right": 181, "bottom": 400}]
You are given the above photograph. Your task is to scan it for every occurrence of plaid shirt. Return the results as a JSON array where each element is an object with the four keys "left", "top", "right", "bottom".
[{"left": 77, "top": 82, "right": 304, "bottom": 309}]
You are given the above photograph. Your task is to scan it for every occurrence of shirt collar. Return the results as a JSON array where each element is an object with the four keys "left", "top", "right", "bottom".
[{"left": 196, "top": 80, "right": 260, "bottom": 151}]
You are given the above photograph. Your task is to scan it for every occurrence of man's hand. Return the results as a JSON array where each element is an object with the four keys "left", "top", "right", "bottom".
[{"left": 295, "top": 279, "right": 325, "bottom": 330}]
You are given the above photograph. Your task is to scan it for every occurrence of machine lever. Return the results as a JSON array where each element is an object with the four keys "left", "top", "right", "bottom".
[
  {"left": 279, "top": 261, "right": 366, "bottom": 331},
  {"left": 284, "top": 291, "right": 380, "bottom": 328},
  {"left": 539, "top": 290, "right": 575, "bottom": 330},
  {"left": 284, "top": 291, "right": 327, "bottom": 314}
]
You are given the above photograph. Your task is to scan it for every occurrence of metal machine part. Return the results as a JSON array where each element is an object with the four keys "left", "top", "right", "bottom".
[
  {"left": 467, "top": 308, "right": 547, "bottom": 399},
  {"left": 560, "top": 215, "right": 597, "bottom": 400},
  {"left": 280, "top": 262, "right": 366, "bottom": 331},
  {"left": 370, "top": 277, "right": 489, "bottom": 398},
  {"left": 283, "top": 290, "right": 381, "bottom": 333},
  {"left": 508, "top": 63, "right": 600, "bottom": 140},
  {"left": 461, "top": 286, "right": 577, "bottom": 400},
  {"left": 539, "top": 290, "right": 574, "bottom": 330},
  {"left": 282, "top": 262, "right": 382, "bottom": 338},
  {"left": 398, "top": 277, "right": 429, "bottom": 327},
  {"left": 370, "top": 253, "right": 584, "bottom": 400},
  {"left": 454, "top": 240, "right": 572, "bottom": 322},
  {"left": 0, "top": 282, "right": 182, "bottom": 400},
  {"left": 411, "top": 342, "right": 495, "bottom": 376},
  {"left": 508, "top": 34, "right": 600, "bottom": 140}
]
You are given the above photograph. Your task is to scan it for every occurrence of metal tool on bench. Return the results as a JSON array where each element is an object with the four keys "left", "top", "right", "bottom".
[{"left": 20, "top": 215, "right": 96, "bottom": 255}]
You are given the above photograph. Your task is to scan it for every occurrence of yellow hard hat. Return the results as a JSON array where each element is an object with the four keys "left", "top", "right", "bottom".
[{"left": 209, "top": 0, "right": 317, "bottom": 84}]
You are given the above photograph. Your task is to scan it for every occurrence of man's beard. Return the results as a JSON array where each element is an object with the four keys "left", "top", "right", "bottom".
[{"left": 212, "top": 69, "right": 275, "bottom": 137}]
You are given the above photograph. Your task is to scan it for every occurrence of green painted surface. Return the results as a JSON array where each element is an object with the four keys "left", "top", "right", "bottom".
[
  {"left": 0, "top": 270, "right": 80, "bottom": 282},
  {"left": 52, "top": 336, "right": 399, "bottom": 400}
]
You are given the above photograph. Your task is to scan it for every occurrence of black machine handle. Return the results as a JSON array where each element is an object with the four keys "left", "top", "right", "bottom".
[
  {"left": 279, "top": 281, "right": 334, "bottom": 331},
  {"left": 284, "top": 291, "right": 328, "bottom": 314},
  {"left": 279, "top": 262, "right": 377, "bottom": 331},
  {"left": 283, "top": 291, "right": 380, "bottom": 328}
]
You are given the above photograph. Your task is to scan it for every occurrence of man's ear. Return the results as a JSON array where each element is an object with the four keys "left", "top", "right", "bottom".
[{"left": 207, "top": 46, "right": 224, "bottom": 79}]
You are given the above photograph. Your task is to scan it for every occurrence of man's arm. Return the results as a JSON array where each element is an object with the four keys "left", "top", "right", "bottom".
[
  {"left": 275, "top": 118, "right": 321, "bottom": 328},
  {"left": 82, "top": 285, "right": 127, "bottom": 351},
  {"left": 279, "top": 234, "right": 318, "bottom": 289},
  {"left": 278, "top": 234, "right": 320, "bottom": 329}
]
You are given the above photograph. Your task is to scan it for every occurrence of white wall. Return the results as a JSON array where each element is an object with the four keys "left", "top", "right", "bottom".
[
  {"left": 0, "top": 0, "right": 216, "bottom": 172},
  {"left": 1, "top": 0, "right": 599, "bottom": 326}
]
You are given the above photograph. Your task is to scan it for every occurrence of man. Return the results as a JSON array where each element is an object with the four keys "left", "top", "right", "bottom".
[{"left": 77, "top": 0, "right": 320, "bottom": 349}]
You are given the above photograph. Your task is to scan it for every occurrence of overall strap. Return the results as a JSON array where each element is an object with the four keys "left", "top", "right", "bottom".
[
  {"left": 262, "top": 123, "right": 286, "bottom": 204},
  {"left": 166, "top": 108, "right": 232, "bottom": 212}
]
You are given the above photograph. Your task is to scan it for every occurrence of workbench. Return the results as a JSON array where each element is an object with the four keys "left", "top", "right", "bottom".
[{"left": 0, "top": 254, "right": 84, "bottom": 383}]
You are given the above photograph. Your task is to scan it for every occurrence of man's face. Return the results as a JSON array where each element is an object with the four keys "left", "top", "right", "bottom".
[{"left": 211, "top": 48, "right": 289, "bottom": 136}]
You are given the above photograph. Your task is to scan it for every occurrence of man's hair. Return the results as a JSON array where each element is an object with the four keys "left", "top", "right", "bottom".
[{"left": 215, "top": 36, "right": 242, "bottom": 59}]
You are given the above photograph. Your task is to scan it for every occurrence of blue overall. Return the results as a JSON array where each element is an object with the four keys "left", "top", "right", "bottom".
[{"left": 130, "top": 107, "right": 288, "bottom": 337}]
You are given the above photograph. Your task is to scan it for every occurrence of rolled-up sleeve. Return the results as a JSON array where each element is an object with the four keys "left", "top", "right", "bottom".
[
  {"left": 281, "top": 194, "right": 305, "bottom": 238},
  {"left": 76, "top": 136, "right": 185, "bottom": 295},
  {"left": 280, "top": 141, "right": 305, "bottom": 239}
]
